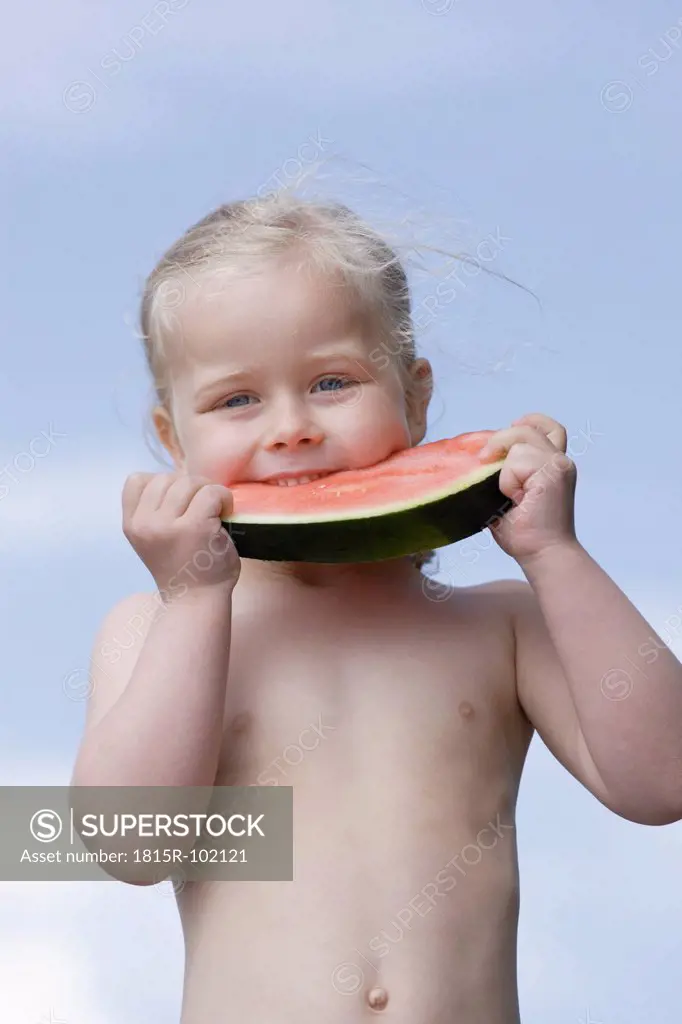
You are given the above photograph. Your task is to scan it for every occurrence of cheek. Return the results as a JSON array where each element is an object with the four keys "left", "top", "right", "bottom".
[
  {"left": 337, "top": 387, "right": 411, "bottom": 463},
  {"left": 181, "top": 419, "right": 245, "bottom": 483}
]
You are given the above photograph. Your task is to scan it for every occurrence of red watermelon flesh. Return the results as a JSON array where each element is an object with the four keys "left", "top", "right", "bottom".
[{"left": 229, "top": 431, "right": 501, "bottom": 524}]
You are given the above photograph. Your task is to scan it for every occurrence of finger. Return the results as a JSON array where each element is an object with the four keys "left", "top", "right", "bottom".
[
  {"left": 135, "top": 473, "right": 183, "bottom": 515},
  {"left": 158, "top": 477, "right": 217, "bottom": 518},
  {"left": 479, "top": 425, "right": 554, "bottom": 459},
  {"left": 122, "top": 472, "right": 158, "bottom": 521},
  {"left": 498, "top": 445, "right": 549, "bottom": 498},
  {"left": 180, "top": 484, "right": 234, "bottom": 523},
  {"left": 512, "top": 413, "right": 567, "bottom": 453}
]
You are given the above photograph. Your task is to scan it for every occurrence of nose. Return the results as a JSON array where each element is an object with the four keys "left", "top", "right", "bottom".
[{"left": 264, "top": 398, "right": 325, "bottom": 451}]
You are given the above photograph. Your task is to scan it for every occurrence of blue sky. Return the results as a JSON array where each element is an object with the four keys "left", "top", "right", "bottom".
[{"left": 2, "top": 0, "right": 682, "bottom": 1020}]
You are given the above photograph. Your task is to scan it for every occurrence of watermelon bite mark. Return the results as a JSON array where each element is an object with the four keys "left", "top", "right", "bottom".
[{"left": 224, "top": 431, "right": 509, "bottom": 563}]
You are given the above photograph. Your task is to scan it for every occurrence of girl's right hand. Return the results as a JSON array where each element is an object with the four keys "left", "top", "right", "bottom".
[{"left": 122, "top": 473, "right": 241, "bottom": 597}]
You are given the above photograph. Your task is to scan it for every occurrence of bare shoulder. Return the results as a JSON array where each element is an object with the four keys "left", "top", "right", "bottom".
[
  {"left": 94, "top": 590, "right": 162, "bottom": 654},
  {"left": 82, "top": 591, "right": 163, "bottom": 731},
  {"left": 445, "top": 577, "right": 531, "bottom": 615},
  {"left": 417, "top": 574, "right": 530, "bottom": 619},
  {"left": 473, "top": 578, "right": 531, "bottom": 597},
  {"left": 468, "top": 578, "right": 541, "bottom": 633},
  {"left": 419, "top": 577, "right": 533, "bottom": 659}
]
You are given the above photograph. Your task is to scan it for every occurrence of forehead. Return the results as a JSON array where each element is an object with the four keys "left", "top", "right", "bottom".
[{"left": 166, "top": 261, "right": 374, "bottom": 370}]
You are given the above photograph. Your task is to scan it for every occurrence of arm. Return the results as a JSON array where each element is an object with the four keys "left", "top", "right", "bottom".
[
  {"left": 479, "top": 412, "right": 682, "bottom": 826},
  {"left": 72, "top": 588, "right": 233, "bottom": 787},
  {"left": 70, "top": 585, "right": 235, "bottom": 881},
  {"left": 69, "top": 470, "right": 239, "bottom": 882},
  {"left": 504, "top": 545, "right": 682, "bottom": 825}
]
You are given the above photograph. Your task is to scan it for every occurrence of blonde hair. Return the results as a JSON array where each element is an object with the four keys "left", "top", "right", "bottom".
[{"left": 138, "top": 190, "right": 452, "bottom": 571}]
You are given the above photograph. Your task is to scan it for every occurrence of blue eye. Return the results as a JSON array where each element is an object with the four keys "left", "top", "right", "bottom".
[
  {"left": 222, "top": 394, "right": 254, "bottom": 408},
  {"left": 216, "top": 377, "right": 358, "bottom": 409},
  {"left": 315, "top": 376, "right": 357, "bottom": 392}
]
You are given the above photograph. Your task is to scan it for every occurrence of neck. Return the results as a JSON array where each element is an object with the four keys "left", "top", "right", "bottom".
[{"left": 238, "top": 554, "right": 424, "bottom": 594}]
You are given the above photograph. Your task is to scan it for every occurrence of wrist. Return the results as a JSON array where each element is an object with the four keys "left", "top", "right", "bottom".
[
  {"left": 517, "top": 537, "right": 586, "bottom": 583},
  {"left": 158, "top": 578, "right": 238, "bottom": 610}
]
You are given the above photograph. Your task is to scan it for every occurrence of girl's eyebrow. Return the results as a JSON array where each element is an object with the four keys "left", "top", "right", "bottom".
[
  {"left": 306, "top": 341, "right": 368, "bottom": 360},
  {"left": 194, "top": 372, "right": 248, "bottom": 403},
  {"left": 194, "top": 346, "right": 370, "bottom": 402}
]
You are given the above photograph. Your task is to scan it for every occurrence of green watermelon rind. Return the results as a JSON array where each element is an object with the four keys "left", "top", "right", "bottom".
[
  {"left": 227, "top": 459, "right": 504, "bottom": 525},
  {"left": 222, "top": 460, "right": 510, "bottom": 563}
]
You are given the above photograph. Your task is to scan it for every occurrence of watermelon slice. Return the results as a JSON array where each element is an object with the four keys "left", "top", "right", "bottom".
[{"left": 223, "top": 430, "right": 509, "bottom": 563}]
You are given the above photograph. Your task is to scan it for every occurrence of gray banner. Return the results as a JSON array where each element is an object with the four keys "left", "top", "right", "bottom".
[{"left": 1, "top": 786, "right": 292, "bottom": 883}]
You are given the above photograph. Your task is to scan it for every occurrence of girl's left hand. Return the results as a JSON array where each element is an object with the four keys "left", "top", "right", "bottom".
[{"left": 478, "top": 412, "right": 578, "bottom": 565}]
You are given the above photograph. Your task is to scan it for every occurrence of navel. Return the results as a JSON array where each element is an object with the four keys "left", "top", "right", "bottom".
[
  {"left": 367, "top": 986, "right": 389, "bottom": 1011},
  {"left": 458, "top": 700, "right": 475, "bottom": 720}
]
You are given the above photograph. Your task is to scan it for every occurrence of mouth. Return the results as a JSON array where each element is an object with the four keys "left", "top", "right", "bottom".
[{"left": 261, "top": 470, "right": 338, "bottom": 487}]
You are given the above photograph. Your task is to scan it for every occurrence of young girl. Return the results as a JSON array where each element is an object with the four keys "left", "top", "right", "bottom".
[{"left": 72, "top": 193, "right": 682, "bottom": 1023}]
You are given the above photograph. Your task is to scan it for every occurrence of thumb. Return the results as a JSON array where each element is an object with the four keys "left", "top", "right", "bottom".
[
  {"left": 217, "top": 486, "right": 234, "bottom": 520},
  {"left": 203, "top": 484, "right": 234, "bottom": 521}
]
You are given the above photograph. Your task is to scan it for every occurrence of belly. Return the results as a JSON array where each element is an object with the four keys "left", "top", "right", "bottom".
[
  {"left": 178, "top": 713, "right": 523, "bottom": 1023},
  {"left": 178, "top": 605, "right": 528, "bottom": 1023},
  {"left": 178, "top": 811, "right": 521, "bottom": 1024}
]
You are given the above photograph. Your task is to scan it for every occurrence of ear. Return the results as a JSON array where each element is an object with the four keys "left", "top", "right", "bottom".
[
  {"left": 405, "top": 358, "right": 433, "bottom": 445},
  {"left": 152, "top": 405, "right": 186, "bottom": 470}
]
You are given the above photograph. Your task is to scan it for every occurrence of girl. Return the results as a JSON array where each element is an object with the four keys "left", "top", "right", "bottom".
[{"left": 72, "top": 191, "right": 682, "bottom": 1023}]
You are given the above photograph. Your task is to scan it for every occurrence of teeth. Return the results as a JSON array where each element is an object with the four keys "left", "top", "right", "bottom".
[{"left": 272, "top": 473, "right": 325, "bottom": 487}]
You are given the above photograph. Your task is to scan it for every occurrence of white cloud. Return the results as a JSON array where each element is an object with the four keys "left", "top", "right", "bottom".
[
  {"left": 0, "top": 939, "right": 114, "bottom": 1024},
  {"left": 0, "top": 757, "right": 184, "bottom": 1024},
  {"left": 0, "top": 879, "right": 183, "bottom": 1024},
  {"left": 0, "top": 447, "right": 153, "bottom": 553}
]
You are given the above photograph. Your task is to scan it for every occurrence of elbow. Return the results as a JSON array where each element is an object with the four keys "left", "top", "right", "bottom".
[
  {"left": 612, "top": 797, "right": 682, "bottom": 827},
  {"left": 649, "top": 799, "right": 682, "bottom": 826},
  {"left": 597, "top": 768, "right": 682, "bottom": 826},
  {"left": 626, "top": 810, "right": 681, "bottom": 827}
]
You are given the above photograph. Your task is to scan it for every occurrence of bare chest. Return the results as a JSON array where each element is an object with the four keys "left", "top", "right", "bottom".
[{"left": 214, "top": 590, "right": 530, "bottom": 809}]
